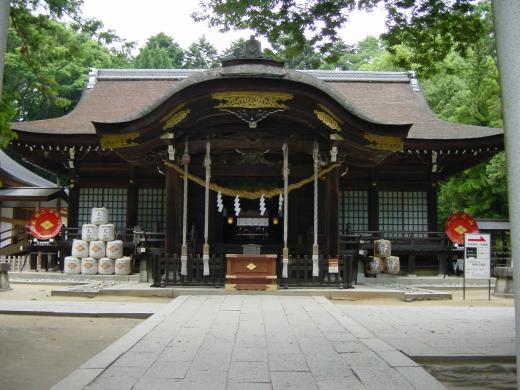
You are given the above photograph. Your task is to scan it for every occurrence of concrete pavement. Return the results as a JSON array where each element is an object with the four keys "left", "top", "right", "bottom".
[
  {"left": 334, "top": 304, "right": 515, "bottom": 358},
  {"left": 51, "top": 295, "right": 445, "bottom": 390}
]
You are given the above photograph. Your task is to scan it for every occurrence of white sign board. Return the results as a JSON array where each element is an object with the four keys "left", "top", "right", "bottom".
[{"left": 464, "top": 233, "right": 491, "bottom": 279}]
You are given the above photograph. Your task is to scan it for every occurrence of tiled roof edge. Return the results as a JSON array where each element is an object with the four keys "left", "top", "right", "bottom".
[{"left": 93, "top": 68, "right": 413, "bottom": 83}]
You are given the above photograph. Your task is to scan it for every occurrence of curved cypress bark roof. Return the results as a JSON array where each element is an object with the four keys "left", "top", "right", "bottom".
[{"left": 12, "top": 68, "right": 502, "bottom": 143}]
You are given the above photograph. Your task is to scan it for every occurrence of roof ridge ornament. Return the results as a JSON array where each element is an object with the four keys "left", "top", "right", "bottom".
[{"left": 220, "top": 35, "right": 285, "bottom": 68}]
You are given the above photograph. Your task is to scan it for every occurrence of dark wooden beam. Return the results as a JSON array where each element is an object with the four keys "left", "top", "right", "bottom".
[
  {"left": 126, "top": 167, "right": 137, "bottom": 229},
  {"left": 165, "top": 165, "right": 182, "bottom": 255},
  {"left": 326, "top": 168, "right": 340, "bottom": 257}
]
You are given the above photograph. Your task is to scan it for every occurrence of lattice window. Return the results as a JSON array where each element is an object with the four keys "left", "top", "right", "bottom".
[
  {"left": 137, "top": 188, "right": 166, "bottom": 231},
  {"left": 339, "top": 190, "right": 369, "bottom": 233},
  {"left": 378, "top": 191, "right": 428, "bottom": 236},
  {"left": 78, "top": 187, "right": 128, "bottom": 232}
]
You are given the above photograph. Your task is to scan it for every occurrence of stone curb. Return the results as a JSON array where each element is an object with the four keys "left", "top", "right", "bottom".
[
  {"left": 49, "top": 296, "right": 189, "bottom": 390},
  {"left": 51, "top": 285, "right": 450, "bottom": 301}
]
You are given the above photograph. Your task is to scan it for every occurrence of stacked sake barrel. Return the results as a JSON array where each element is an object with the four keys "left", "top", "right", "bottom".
[
  {"left": 64, "top": 207, "right": 130, "bottom": 275},
  {"left": 366, "top": 239, "right": 400, "bottom": 276}
]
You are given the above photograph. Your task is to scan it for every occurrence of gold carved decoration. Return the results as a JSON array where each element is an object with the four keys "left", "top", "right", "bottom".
[
  {"left": 100, "top": 131, "right": 140, "bottom": 149},
  {"left": 162, "top": 109, "right": 190, "bottom": 130},
  {"left": 364, "top": 133, "right": 404, "bottom": 152},
  {"left": 314, "top": 110, "right": 342, "bottom": 132},
  {"left": 212, "top": 91, "right": 293, "bottom": 109}
]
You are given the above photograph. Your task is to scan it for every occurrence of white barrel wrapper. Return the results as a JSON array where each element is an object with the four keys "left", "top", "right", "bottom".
[
  {"left": 106, "top": 240, "right": 123, "bottom": 259},
  {"left": 88, "top": 241, "right": 106, "bottom": 259},
  {"left": 71, "top": 239, "right": 88, "bottom": 258},
  {"left": 98, "top": 224, "right": 115, "bottom": 242},
  {"left": 64, "top": 256, "right": 81, "bottom": 274},
  {"left": 81, "top": 224, "right": 98, "bottom": 241},
  {"left": 114, "top": 256, "right": 132, "bottom": 275},
  {"left": 91, "top": 207, "right": 108, "bottom": 225},
  {"left": 81, "top": 257, "right": 98, "bottom": 275},
  {"left": 98, "top": 257, "right": 115, "bottom": 275}
]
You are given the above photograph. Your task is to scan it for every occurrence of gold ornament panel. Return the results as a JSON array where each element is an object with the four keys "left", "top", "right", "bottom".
[
  {"left": 212, "top": 91, "right": 294, "bottom": 109},
  {"left": 100, "top": 131, "right": 140, "bottom": 149},
  {"left": 364, "top": 133, "right": 404, "bottom": 152},
  {"left": 162, "top": 109, "right": 190, "bottom": 130},
  {"left": 314, "top": 110, "right": 342, "bottom": 132}
]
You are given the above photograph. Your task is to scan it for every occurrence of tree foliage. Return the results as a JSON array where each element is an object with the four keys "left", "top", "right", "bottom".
[
  {"left": 134, "top": 33, "right": 184, "bottom": 69},
  {"left": 183, "top": 36, "right": 219, "bottom": 69},
  {"left": 5, "top": 19, "right": 128, "bottom": 122},
  {"left": 194, "top": 0, "right": 484, "bottom": 76},
  {"left": 421, "top": 2, "right": 507, "bottom": 223},
  {"left": 1, "top": 0, "right": 132, "bottom": 147}
]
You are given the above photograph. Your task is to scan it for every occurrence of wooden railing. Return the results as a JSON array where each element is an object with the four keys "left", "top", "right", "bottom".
[{"left": 149, "top": 253, "right": 355, "bottom": 288}]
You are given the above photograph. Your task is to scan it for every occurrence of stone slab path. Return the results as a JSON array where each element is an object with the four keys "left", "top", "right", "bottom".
[
  {"left": 334, "top": 304, "right": 515, "bottom": 358},
  {"left": 52, "top": 295, "right": 445, "bottom": 390}
]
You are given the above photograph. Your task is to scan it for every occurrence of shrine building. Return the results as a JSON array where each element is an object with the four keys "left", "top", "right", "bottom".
[{"left": 8, "top": 39, "right": 503, "bottom": 282}]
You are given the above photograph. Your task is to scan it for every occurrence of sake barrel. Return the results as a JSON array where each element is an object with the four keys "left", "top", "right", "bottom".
[
  {"left": 71, "top": 239, "right": 89, "bottom": 258},
  {"left": 91, "top": 207, "right": 108, "bottom": 225},
  {"left": 81, "top": 224, "right": 98, "bottom": 241},
  {"left": 81, "top": 257, "right": 98, "bottom": 275},
  {"left": 114, "top": 256, "right": 132, "bottom": 275},
  {"left": 366, "top": 256, "right": 383, "bottom": 275},
  {"left": 98, "top": 257, "right": 114, "bottom": 275},
  {"left": 88, "top": 241, "right": 106, "bottom": 259},
  {"left": 385, "top": 256, "right": 400, "bottom": 275},
  {"left": 106, "top": 240, "right": 123, "bottom": 259},
  {"left": 64, "top": 256, "right": 81, "bottom": 274},
  {"left": 374, "top": 239, "right": 392, "bottom": 258},
  {"left": 98, "top": 224, "right": 115, "bottom": 242}
]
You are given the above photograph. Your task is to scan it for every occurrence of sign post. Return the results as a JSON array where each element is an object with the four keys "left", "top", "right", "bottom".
[{"left": 464, "top": 233, "right": 491, "bottom": 300}]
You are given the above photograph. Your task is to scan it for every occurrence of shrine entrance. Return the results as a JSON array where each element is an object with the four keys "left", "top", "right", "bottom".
[{"left": 90, "top": 37, "right": 410, "bottom": 285}]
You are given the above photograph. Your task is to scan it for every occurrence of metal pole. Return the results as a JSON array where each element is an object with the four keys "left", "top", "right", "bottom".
[
  {"left": 492, "top": 2, "right": 520, "bottom": 383},
  {"left": 0, "top": 1, "right": 9, "bottom": 97}
]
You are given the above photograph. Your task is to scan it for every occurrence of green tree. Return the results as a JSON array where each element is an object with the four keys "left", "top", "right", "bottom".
[
  {"left": 438, "top": 153, "right": 508, "bottom": 221},
  {"left": 421, "top": 2, "right": 507, "bottom": 223},
  {"left": 1, "top": 0, "right": 132, "bottom": 147},
  {"left": 134, "top": 33, "right": 184, "bottom": 69},
  {"left": 183, "top": 36, "right": 219, "bottom": 69},
  {"left": 5, "top": 18, "right": 129, "bottom": 122},
  {"left": 194, "top": 0, "right": 484, "bottom": 75}
]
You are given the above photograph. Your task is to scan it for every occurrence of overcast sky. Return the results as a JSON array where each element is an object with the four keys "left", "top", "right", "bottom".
[{"left": 81, "top": 0, "right": 387, "bottom": 52}]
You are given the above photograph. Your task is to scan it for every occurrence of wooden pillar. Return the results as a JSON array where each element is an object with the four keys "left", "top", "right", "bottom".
[
  {"left": 68, "top": 180, "right": 79, "bottom": 228},
  {"left": 327, "top": 168, "right": 340, "bottom": 258},
  {"left": 428, "top": 183, "right": 438, "bottom": 231},
  {"left": 126, "top": 170, "right": 137, "bottom": 229},
  {"left": 165, "top": 165, "right": 182, "bottom": 255}
]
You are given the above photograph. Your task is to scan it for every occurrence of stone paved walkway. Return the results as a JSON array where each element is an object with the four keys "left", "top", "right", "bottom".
[
  {"left": 52, "top": 295, "right": 444, "bottom": 390},
  {"left": 334, "top": 304, "right": 515, "bottom": 357}
]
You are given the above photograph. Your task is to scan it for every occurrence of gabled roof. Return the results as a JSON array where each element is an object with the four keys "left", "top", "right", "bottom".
[
  {"left": 11, "top": 68, "right": 502, "bottom": 143},
  {"left": 0, "top": 150, "right": 56, "bottom": 187}
]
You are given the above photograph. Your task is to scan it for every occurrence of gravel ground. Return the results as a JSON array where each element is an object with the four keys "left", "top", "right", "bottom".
[{"left": 0, "top": 314, "right": 142, "bottom": 390}]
